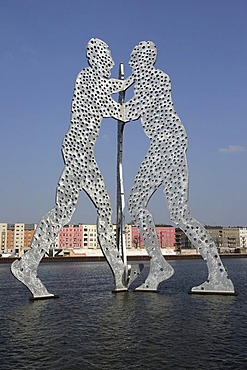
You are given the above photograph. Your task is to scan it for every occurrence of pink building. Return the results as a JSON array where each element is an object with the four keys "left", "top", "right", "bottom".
[
  {"left": 156, "top": 226, "right": 175, "bottom": 248},
  {"left": 58, "top": 224, "right": 83, "bottom": 249},
  {"left": 131, "top": 225, "right": 175, "bottom": 249}
]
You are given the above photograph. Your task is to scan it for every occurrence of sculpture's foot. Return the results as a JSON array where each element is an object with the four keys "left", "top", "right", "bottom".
[
  {"left": 112, "top": 265, "right": 129, "bottom": 292},
  {"left": 134, "top": 286, "right": 159, "bottom": 293},
  {"left": 135, "top": 263, "right": 174, "bottom": 292},
  {"left": 113, "top": 263, "right": 145, "bottom": 292},
  {"left": 190, "top": 277, "right": 236, "bottom": 295},
  {"left": 29, "top": 294, "right": 59, "bottom": 301},
  {"left": 11, "top": 259, "right": 54, "bottom": 298},
  {"left": 113, "top": 287, "right": 128, "bottom": 293}
]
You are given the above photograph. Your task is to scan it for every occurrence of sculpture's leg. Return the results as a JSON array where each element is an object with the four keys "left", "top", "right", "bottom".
[
  {"left": 11, "top": 168, "right": 79, "bottom": 298},
  {"left": 165, "top": 157, "right": 235, "bottom": 294},
  {"left": 97, "top": 215, "right": 128, "bottom": 291},
  {"left": 11, "top": 208, "right": 61, "bottom": 299},
  {"left": 128, "top": 153, "right": 174, "bottom": 292},
  {"left": 84, "top": 158, "right": 130, "bottom": 291}
]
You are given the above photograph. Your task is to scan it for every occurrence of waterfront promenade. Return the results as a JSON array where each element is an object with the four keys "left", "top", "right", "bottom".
[{"left": 1, "top": 252, "right": 247, "bottom": 264}]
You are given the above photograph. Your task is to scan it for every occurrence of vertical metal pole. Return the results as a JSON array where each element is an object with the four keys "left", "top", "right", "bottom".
[{"left": 116, "top": 63, "right": 127, "bottom": 271}]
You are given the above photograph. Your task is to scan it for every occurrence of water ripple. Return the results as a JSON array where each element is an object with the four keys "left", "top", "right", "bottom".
[{"left": 0, "top": 259, "right": 247, "bottom": 369}]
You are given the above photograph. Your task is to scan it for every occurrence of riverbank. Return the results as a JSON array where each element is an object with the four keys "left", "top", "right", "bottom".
[{"left": 1, "top": 253, "right": 247, "bottom": 263}]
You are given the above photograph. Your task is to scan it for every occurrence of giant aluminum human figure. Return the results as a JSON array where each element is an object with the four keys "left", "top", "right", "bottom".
[
  {"left": 11, "top": 38, "right": 134, "bottom": 298},
  {"left": 125, "top": 41, "right": 235, "bottom": 293}
]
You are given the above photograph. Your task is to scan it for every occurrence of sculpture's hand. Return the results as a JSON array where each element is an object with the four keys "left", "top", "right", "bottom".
[
  {"left": 122, "top": 75, "right": 135, "bottom": 91},
  {"left": 109, "top": 75, "right": 135, "bottom": 94},
  {"left": 123, "top": 100, "right": 140, "bottom": 122}
]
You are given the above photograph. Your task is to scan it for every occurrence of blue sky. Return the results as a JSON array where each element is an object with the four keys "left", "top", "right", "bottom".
[{"left": 0, "top": 0, "right": 246, "bottom": 226}]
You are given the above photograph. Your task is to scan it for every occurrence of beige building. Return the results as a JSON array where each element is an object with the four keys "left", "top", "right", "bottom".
[
  {"left": 3, "top": 223, "right": 36, "bottom": 256},
  {"left": 222, "top": 227, "right": 240, "bottom": 252},
  {"left": 6, "top": 223, "right": 25, "bottom": 256},
  {"left": 205, "top": 226, "right": 240, "bottom": 253}
]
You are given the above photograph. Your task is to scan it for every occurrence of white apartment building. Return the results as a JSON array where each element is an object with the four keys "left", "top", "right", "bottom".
[
  {"left": 239, "top": 227, "right": 247, "bottom": 249},
  {"left": 125, "top": 224, "right": 132, "bottom": 249},
  {"left": 82, "top": 224, "right": 98, "bottom": 249},
  {"left": 0, "top": 223, "right": 7, "bottom": 253}
]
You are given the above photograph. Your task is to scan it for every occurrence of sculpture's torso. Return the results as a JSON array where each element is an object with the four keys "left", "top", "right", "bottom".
[{"left": 134, "top": 67, "right": 187, "bottom": 150}]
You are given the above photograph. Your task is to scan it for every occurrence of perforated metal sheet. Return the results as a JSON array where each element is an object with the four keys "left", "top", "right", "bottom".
[
  {"left": 11, "top": 39, "right": 235, "bottom": 297},
  {"left": 11, "top": 39, "right": 132, "bottom": 297},
  {"left": 125, "top": 41, "right": 234, "bottom": 293}
]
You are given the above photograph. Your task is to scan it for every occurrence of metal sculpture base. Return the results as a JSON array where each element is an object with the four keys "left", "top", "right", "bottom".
[
  {"left": 190, "top": 279, "right": 236, "bottom": 295},
  {"left": 113, "top": 288, "right": 128, "bottom": 293},
  {"left": 29, "top": 295, "right": 59, "bottom": 301},
  {"left": 189, "top": 290, "right": 237, "bottom": 296},
  {"left": 113, "top": 263, "right": 144, "bottom": 293}
]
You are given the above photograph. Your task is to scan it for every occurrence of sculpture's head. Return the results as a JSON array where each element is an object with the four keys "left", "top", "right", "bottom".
[
  {"left": 87, "top": 38, "right": 114, "bottom": 77},
  {"left": 129, "top": 41, "right": 157, "bottom": 72}
]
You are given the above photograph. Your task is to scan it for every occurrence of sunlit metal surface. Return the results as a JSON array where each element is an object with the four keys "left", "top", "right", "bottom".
[
  {"left": 11, "top": 39, "right": 235, "bottom": 297},
  {"left": 11, "top": 39, "right": 133, "bottom": 298}
]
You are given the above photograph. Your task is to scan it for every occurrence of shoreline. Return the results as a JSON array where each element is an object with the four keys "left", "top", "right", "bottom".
[{"left": 1, "top": 253, "right": 247, "bottom": 264}]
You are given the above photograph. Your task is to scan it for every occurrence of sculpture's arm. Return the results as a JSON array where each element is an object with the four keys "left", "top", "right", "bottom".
[
  {"left": 109, "top": 75, "right": 134, "bottom": 93},
  {"left": 124, "top": 98, "right": 140, "bottom": 122}
]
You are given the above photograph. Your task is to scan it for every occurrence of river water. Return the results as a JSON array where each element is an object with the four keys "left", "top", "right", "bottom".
[{"left": 0, "top": 258, "right": 246, "bottom": 369}]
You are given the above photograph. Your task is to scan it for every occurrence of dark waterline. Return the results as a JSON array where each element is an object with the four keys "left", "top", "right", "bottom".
[{"left": 0, "top": 258, "right": 247, "bottom": 369}]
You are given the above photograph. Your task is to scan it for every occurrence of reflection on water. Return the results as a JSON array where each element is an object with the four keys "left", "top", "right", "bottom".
[{"left": 0, "top": 259, "right": 247, "bottom": 369}]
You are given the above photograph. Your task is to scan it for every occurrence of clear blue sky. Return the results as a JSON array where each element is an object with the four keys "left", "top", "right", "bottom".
[{"left": 0, "top": 0, "right": 246, "bottom": 226}]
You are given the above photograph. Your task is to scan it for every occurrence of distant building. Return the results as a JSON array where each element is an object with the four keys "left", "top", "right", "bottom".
[
  {"left": 125, "top": 224, "right": 132, "bottom": 249},
  {"left": 7, "top": 223, "right": 25, "bottom": 255},
  {"left": 222, "top": 227, "right": 240, "bottom": 252},
  {"left": 58, "top": 224, "right": 84, "bottom": 249},
  {"left": 82, "top": 224, "right": 98, "bottom": 249},
  {"left": 156, "top": 225, "right": 175, "bottom": 249},
  {"left": 0, "top": 223, "right": 7, "bottom": 253},
  {"left": 131, "top": 225, "right": 143, "bottom": 249},
  {"left": 175, "top": 226, "right": 241, "bottom": 253},
  {"left": 23, "top": 224, "right": 36, "bottom": 252},
  {"left": 175, "top": 228, "right": 193, "bottom": 251},
  {"left": 1, "top": 222, "right": 246, "bottom": 257},
  {"left": 205, "top": 226, "right": 240, "bottom": 253},
  {"left": 131, "top": 224, "right": 175, "bottom": 249},
  {"left": 5, "top": 223, "right": 36, "bottom": 256},
  {"left": 239, "top": 228, "right": 247, "bottom": 250},
  {"left": 205, "top": 226, "right": 223, "bottom": 251}
]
